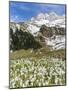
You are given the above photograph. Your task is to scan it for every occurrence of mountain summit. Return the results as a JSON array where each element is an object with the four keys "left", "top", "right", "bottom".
[{"left": 30, "top": 12, "right": 65, "bottom": 28}]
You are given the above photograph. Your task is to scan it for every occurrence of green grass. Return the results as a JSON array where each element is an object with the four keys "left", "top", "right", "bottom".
[{"left": 10, "top": 47, "right": 65, "bottom": 60}]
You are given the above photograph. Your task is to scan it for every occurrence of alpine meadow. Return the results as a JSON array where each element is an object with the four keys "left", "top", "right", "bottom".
[{"left": 9, "top": 2, "right": 66, "bottom": 88}]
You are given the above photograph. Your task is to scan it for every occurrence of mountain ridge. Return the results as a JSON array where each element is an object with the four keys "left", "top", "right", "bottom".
[{"left": 10, "top": 12, "right": 66, "bottom": 51}]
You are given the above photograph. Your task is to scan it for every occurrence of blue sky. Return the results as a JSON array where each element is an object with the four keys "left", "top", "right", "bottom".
[{"left": 10, "top": 1, "right": 66, "bottom": 22}]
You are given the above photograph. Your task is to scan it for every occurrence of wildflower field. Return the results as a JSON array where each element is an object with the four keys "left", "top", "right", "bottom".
[{"left": 10, "top": 56, "right": 66, "bottom": 88}]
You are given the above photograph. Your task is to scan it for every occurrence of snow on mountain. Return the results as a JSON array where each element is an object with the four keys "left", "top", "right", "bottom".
[
  {"left": 36, "top": 13, "right": 46, "bottom": 20},
  {"left": 50, "top": 18, "right": 65, "bottom": 27},
  {"left": 45, "top": 35, "right": 65, "bottom": 50},
  {"left": 31, "top": 12, "right": 65, "bottom": 27},
  {"left": 26, "top": 12, "right": 65, "bottom": 50},
  {"left": 10, "top": 12, "right": 65, "bottom": 50},
  {"left": 10, "top": 23, "right": 20, "bottom": 33},
  {"left": 31, "top": 17, "right": 35, "bottom": 21},
  {"left": 27, "top": 12, "right": 65, "bottom": 35},
  {"left": 47, "top": 12, "right": 59, "bottom": 21},
  {"left": 27, "top": 24, "right": 39, "bottom": 35},
  {"left": 34, "top": 20, "right": 49, "bottom": 27}
]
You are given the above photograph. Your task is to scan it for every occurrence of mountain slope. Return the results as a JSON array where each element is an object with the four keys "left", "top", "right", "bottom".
[{"left": 10, "top": 12, "right": 66, "bottom": 51}]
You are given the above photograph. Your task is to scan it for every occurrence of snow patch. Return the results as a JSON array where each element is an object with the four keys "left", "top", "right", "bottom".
[
  {"left": 27, "top": 24, "right": 40, "bottom": 34},
  {"left": 45, "top": 35, "right": 65, "bottom": 50}
]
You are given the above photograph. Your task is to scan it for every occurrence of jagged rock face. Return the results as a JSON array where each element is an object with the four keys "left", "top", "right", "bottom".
[
  {"left": 40, "top": 25, "right": 53, "bottom": 37},
  {"left": 40, "top": 25, "right": 65, "bottom": 37},
  {"left": 38, "top": 25, "right": 65, "bottom": 50},
  {"left": 10, "top": 22, "right": 28, "bottom": 33},
  {"left": 10, "top": 23, "right": 65, "bottom": 51}
]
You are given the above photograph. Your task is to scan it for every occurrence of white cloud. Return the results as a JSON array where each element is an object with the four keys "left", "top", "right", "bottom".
[
  {"left": 10, "top": 15, "right": 19, "bottom": 22},
  {"left": 10, "top": 15, "right": 25, "bottom": 22}
]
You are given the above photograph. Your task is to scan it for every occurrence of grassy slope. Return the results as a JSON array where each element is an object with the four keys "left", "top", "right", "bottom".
[{"left": 10, "top": 47, "right": 65, "bottom": 60}]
